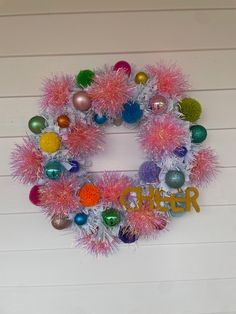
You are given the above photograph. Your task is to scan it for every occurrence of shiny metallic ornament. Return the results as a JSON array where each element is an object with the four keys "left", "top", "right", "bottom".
[
  {"left": 68, "top": 160, "right": 80, "bottom": 173},
  {"left": 72, "top": 91, "right": 91, "bottom": 111},
  {"left": 134, "top": 71, "right": 149, "bottom": 84},
  {"left": 94, "top": 113, "right": 107, "bottom": 125},
  {"left": 44, "top": 160, "right": 63, "bottom": 180},
  {"left": 28, "top": 116, "right": 47, "bottom": 134},
  {"left": 51, "top": 215, "right": 72, "bottom": 230},
  {"left": 74, "top": 212, "right": 88, "bottom": 226},
  {"left": 113, "top": 117, "right": 123, "bottom": 126},
  {"left": 173, "top": 146, "right": 188, "bottom": 157},
  {"left": 149, "top": 95, "right": 168, "bottom": 113},
  {"left": 190, "top": 125, "right": 207, "bottom": 144},
  {"left": 165, "top": 170, "right": 185, "bottom": 189},
  {"left": 113, "top": 60, "right": 131, "bottom": 76},
  {"left": 57, "top": 115, "right": 70, "bottom": 128},
  {"left": 102, "top": 208, "right": 121, "bottom": 227}
]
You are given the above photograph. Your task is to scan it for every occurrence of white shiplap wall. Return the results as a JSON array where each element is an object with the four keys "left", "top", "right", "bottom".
[{"left": 0, "top": 1, "right": 236, "bottom": 314}]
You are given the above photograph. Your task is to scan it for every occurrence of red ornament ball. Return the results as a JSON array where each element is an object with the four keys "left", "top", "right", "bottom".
[
  {"left": 113, "top": 60, "right": 131, "bottom": 76},
  {"left": 29, "top": 185, "right": 42, "bottom": 206}
]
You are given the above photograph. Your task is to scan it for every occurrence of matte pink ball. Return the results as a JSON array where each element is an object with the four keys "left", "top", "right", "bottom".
[
  {"left": 113, "top": 60, "right": 131, "bottom": 76},
  {"left": 72, "top": 91, "right": 91, "bottom": 111},
  {"left": 29, "top": 185, "right": 41, "bottom": 206},
  {"left": 149, "top": 94, "right": 168, "bottom": 113}
]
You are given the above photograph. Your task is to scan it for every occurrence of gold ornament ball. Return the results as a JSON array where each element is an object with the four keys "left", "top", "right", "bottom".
[
  {"left": 134, "top": 72, "right": 149, "bottom": 84},
  {"left": 39, "top": 132, "right": 61, "bottom": 154}
]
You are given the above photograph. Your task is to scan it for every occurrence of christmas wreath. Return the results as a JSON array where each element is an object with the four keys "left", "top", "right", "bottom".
[{"left": 11, "top": 60, "right": 217, "bottom": 256}]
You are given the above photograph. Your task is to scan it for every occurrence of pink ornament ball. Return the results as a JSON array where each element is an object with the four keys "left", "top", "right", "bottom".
[
  {"left": 113, "top": 60, "right": 131, "bottom": 76},
  {"left": 29, "top": 185, "right": 42, "bottom": 206}
]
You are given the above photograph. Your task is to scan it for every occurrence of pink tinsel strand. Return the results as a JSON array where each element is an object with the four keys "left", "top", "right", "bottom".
[
  {"left": 126, "top": 203, "right": 168, "bottom": 237},
  {"left": 64, "top": 120, "right": 105, "bottom": 157},
  {"left": 39, "top": 175, "right": 80, "bottom": 216},
  {"left": 41, "top": 75, "right": 74, "bottom": 112},
  {"left": 147, "top": 63, "right": 189, "bottom": 97},
  {"left": 138, "top": 114, "right": 189, "bottom": 158},
  {"left": 11, "top": 137, "right": 44, "bottom": 184},
  {"left": 77, "top": 232, "right": 118, "bottom": 256},
  {"left": 87, "top": 69, "right": 133, "bottom": 117},
  {"left": 189, "top": 148, "right": 218, "bottom": 187},
  {"left": 97, "top": 172, "right": 132, "bottom": 206}
]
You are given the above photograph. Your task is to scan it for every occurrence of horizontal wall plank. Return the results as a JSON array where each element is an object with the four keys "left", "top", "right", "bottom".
[
  {"left": 1, "top": 0, "right": 236, "bottom": 16},
  {"left": 1, "top": 90, "right": 236, "bottom": 137},
  {"left": 0, "top": 11, "right": 236, "bottom": 57},
  {"left": 0, "top": 50, "right": 236, "bottom": 98},
  {"left": 2, "top": 129, "right": 236, "bottom": 177},
  {"left": 0, "top": 279, "right": 235, "bottom": 314},
  {"left": 0, "top": 242, "right": 235, "bottom": 286},
  {"left": 0, "top": 205, "right": 235, "bottom": 251}
]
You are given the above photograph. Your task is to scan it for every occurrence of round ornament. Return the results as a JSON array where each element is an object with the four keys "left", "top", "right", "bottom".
[
  {"left": 44, "top": 160, "right": 62, "bottom": 180},
  {"left": 94, "top": 113, "right": 107, "bottom": 125},
  {"left": 39, "top": 132, "right": 61, "bottom": 154},
  {"left": 173, "top": 146, "right": 188, "bottom": 158},
  {"left": 76, "top": 69, "right": 94, "bottom": 87},
  {"left": 102, "top": 208, "right": 121, "bottom": 227},
  {"left": 73, "top": 91, "right": 91, "bottom": 111},
  {"left": 68, "top": 160, "right": 80, "bottom": 173},
  {"left": 29, "top": 185, "right": 41, "bottom": 206},
  {"left": 28, "top": 116, "right": 47, "bottom": 134},
  {"left": 57, "top": 115, "right": 70, "bottom": 128},
  {"left": 113, "top": 60, "right": 131, "bottom": 76},
  {"left": 119, "top": 226, "right": 138, "bottom": 243},
  {"left": 74, "top": 212, "right": 88, "bottom": 226},
  {"left": 134, "top": 71, "right": 149, "bottom": 84},
  {"left": 51, "top": 215, "right": 72, "bottom": 230},
  {"left": 190, "top": 125, "right": 207, "bottom": 144},
  {"left": 165, "top": 170, "right": 185, "bottom": 188},
  {"left": 149, "top": 94, "right": 168, "bottom": 113}
]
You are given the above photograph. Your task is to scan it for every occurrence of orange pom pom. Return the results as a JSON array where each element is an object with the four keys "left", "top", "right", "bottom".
[{"left": 78, "top": 183, "right": 101, "bottom": 207}]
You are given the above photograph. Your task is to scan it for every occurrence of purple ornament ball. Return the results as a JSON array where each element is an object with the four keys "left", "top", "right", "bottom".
[
  {"left": 173, "top": 146, "right": 188, "bottom": 157},
  {"left": 113, "top": 60, "right": 131, "bottom": 76},
  {"left": 138, "top": 161, "right": 161, "bottom": 183}
]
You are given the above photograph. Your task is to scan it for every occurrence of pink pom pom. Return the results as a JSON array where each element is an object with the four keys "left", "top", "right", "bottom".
[
  {"left": 77, "top": 232, "right": 118, "bottom": 256},
  {"left": 97, "top": 172, "right": 132, "bottom": 206},
  {"left": 139, "top": 114, "right": 189, "bottom": 158},
  {"left": 147, "top": 63, "right": 189, "bottom": 97},
  {"left": 64, "top": 121, "right": 104, "bottom": 157},
  {"left": 126, "top": 203, "right": 168, "bottom": 237},
  {"left": 11, "top": 138, "right": 44, "bottom": 184},
  {"left": 87, "top": 69, "right": 133, "bottom": 117},
  {"left": 41, "top": 75, "right": 74, "bottom": 112},
  {"left": 190, "top": 148, "right": 218, "bottom": 187},
  {"left": 39, "top": 176, "right": 80, "bottom": 216}
]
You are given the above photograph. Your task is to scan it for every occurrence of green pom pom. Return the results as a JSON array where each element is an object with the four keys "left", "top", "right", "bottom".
[
  {"left": 76, "top": 69, "right": 95, "bottom": 88},
  {"left": 179, "top": 98, "right": 202, "bottom": 122}
]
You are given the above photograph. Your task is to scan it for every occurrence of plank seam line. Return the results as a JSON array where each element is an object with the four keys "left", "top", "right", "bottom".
[
  {"left": 0, "top": 7, "right": 235, "bottom": 18},
  {"left": 0, "top": 276, "right": 236, "bottom": 289},
  {"left": 0, "top": 47, "right": 236, "bottom": 59}
]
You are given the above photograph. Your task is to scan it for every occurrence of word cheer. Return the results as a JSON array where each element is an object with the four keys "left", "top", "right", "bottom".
[{"left": 120, "top": 185, "right": 200, "bottom": 213}]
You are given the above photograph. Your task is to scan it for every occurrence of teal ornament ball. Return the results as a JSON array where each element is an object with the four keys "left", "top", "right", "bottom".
[
  {"left": 76, "top": 69, "right": 95, "bottom": 88},
  {"left": 190, "top": 125, "right": 207, "bottom": 144},
  {"left": 44, "top": 160, "right": 62, "bottom": 180},
  {"left": 28, "top": 116, "right": 47, "bottom": 134},
  {"left": 94, "top": 113, "right": 107, "bottom": 125},
  {"left": 74, "top": 212, "right": 88, "bottom": 226},
  {"left": 165, "top": 170, "right": 185, "bottom": 189},
  {"left": 102, "top": 208, "right": 121, "bottom": 227}
]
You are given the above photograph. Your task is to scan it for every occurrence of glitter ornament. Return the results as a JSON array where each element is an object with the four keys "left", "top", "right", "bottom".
[
  {"left": 57, "top": 115, "right": 70, "bottom": 128},
  {"left": 29, "top": 185, "right": 42, "bottom": 206},
  {"left": 149, "top": 94, "right": 168, "bottom": 114},
  {"left": 76, "top": 69, "right": 94, "bottom": 87},
  {"left": 72, "top": 91, "right": 91, "bottom": 111},
  {"left": 28, "top": 116, "right": 47, "bottom": 134},
  {"left": 134, "top": 71, "right": 149, "bottom": 84},
  {"left": 44, "top": 160, "right": 63, "bottom": 180},
  {"left": 165, "top": 170, "right": 185, "bottom": 189},
  {"left": 51, "top": 215, "right": 72, "bottom": 230},
  {"left": 102, "top": 208, "right": 121, "bottom": 227},
  {"left": 78, "top": 183, "right": 101, "bottom": 207},
  {"left": 138, "top": 161, "right": 161, "bottom": 183},
  {"left": 122, "top": 101, "right": 143, "bottom": 124},
  {"left": 179, "top": 98, "right": 202, "bottom": 122},
  {"left": 190, "top": 125, "right": 207, "bottom": 144},
  {"left": 74, "top": 212, "right": 88, "bottom": 226},
  {"left": 118, "top": 226, "right": 139, "bottom": 243},
  {"left": 39, "top": 132, "right": 61, "bottom": 154},
  {"left": 113, "top": 60, "right": 131, "bottom": 76}
]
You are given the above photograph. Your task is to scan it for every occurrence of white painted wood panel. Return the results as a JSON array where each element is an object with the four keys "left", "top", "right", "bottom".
[
  {"left": 0, "top": 11, "right": 236, "bottom": 57},
  {"left": 0, "top": 279, "right": 235, "bottom": 314}
]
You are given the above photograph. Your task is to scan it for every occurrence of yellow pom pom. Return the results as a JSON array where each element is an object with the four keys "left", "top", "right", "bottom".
[{"left": 39, "top": 132, "right": 61, "bottom": 153}]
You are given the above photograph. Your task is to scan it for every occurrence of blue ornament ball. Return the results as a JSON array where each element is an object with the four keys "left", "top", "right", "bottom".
[
  {"left": 165, "top": 170, "right": 185, "bottom": 189},
  {"left": 118, "top": 226, "right": 138, "bottom": 243},
  {"left": 68, "top": 160, "right": 80, "bottom": 173},
  {"left": 74, "top": 212, "right": 88, "bottom": 226},
  {"left": 122, "top": 101, "right": 143, "bottom": 124},
  {"left": 44, "top": 160, "right": 62, "bottom": 180},
  {"left": 173, "top": 146, "right": 187, "bottom": 157},
  {"left": 94, "top": 113, "right": 107, "bottom": 125},
  {"left": 138, "top": 161, "right": 161, "bottom": 183}
]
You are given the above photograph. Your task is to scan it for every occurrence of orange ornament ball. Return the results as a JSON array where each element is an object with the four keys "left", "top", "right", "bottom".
[
  {"left": 78, "top": 183, "right": 101, "bottom": 207},
  {"left": 57, "top": 115, "right": 70, "bottom": 128}
]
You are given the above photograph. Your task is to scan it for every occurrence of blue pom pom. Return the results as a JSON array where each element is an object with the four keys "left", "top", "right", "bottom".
[
  {"left": 138, "top": 161, "right": 161, "bottom": 183},
  {"left": 94, "top": 114, "right": 107, "bottom": 125},
  {"left": 122, "top": 101, "right": 143, "bottom": 124}
]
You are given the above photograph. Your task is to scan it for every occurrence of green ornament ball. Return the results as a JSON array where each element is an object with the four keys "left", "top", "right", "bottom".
[
  {"left": 190, "top": 124, "right": 207, "bottom": 144},
  {"left": 44, "top": 160, "right": 63, "bottom": 180},
  {"left": 165, "top": 170, "right": 185, "bottom": 189},
  {"left": 76, "top": 69, "right": 95, "bottom": 88},
  {"left": 28, "top": 116, "right": 47, "bottom": 134},
  {"left": 179, "top": 98, "right": 202, "bottom": 122},
  {"left": 102, "top": 208, "right": 121, "bottom": 227}
]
